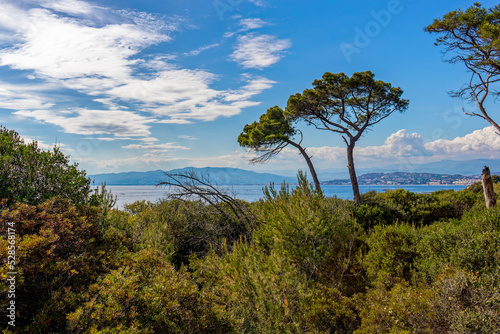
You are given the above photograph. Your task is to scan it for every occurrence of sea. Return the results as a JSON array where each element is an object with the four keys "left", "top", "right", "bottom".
[{"left": 102, "top": 184, "right": 469, "bottom": 209}]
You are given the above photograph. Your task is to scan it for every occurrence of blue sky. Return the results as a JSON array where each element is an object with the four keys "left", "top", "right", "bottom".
[{"left": 1, "top": 0, "right": 500, "bottom": 176}]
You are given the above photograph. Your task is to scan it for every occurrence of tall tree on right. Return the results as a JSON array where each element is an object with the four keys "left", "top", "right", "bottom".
[
  {"left": 426, "top": 3, "right": 500, "bottom": 133},
  {"left": 286, "top": 71, "right": 408, "bottom": 204}
]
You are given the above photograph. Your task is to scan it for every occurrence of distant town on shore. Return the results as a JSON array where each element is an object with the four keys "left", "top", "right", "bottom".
[{"left": 323, "top": 172, "right": 481, "bottom": 186}]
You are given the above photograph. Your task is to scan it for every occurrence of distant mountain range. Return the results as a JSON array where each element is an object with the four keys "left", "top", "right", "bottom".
[
  {"left": 88, "top": 167, "right": 297, "bottom": 186},
  {"left": 88, "top": 159, "right": 500, "bottom": 186}
]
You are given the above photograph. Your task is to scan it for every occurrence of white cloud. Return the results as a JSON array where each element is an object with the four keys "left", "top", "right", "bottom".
[
  {"left": 224, "top": 75, "right": 275, "bottom": 102},
  {"left": 237, "top": 127, "right": 500, "bottom": 171},
  {"left": 239, "top": 18, "right": 268, "bottom": 31},
  {"left": 184, "top": 43, "right": 220, "bottom": 56},
  {"left": 122, "top": 142, "right": 190, "bottom": 152},
  {"left": 359, "top": 130, "right": 432, "bottom": 158},
  {"left": 14, "top": 109, "right": 155, "bottom": 139},
  {"left": 0, "top": 9, "right": 170, "bottom": 83},
  {"left": 178, "top": 135, "right": 197, "bottom": 140},
  {"left": 425, "top": 126, "right": 500, "bottom": 158},
  {"left": 230, "top": 33, "right": 291, "bottom": 69},
  {"left": 40, "top": 0, "right": 95, "bottom": 15},
  {"left": 109, "top": 73, "right": 272, "bottom": 123},
  {"left": 0, "top": 84, "right": 54, "bottom": 110},
  {"left": 247, "top": 0, "right": 266, "bottom": 7},
  {"left": 107, "top": 69, "right": 221, "bottom": 106},
  {"left": 0, "top": 1, "right": 279, "bottom": 137}
]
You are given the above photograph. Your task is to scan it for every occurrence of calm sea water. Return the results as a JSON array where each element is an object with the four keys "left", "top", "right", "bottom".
[{"left": 103, "top": 184, "right": 469, "bottom": 209}]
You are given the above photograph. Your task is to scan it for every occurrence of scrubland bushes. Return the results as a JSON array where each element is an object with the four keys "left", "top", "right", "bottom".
[{"left": 1, "top": 127, "right": 499, "bottom": 333}]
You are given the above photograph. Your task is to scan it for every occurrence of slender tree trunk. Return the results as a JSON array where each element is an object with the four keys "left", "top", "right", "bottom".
[
  {"left": 347, "top": 142, "right": 361, "bottom": 204},
  {"left": 482, "top": 166, "right": 497, "bottom": 208},
  {"left": 289, "top": 141, "right": 322, "bottom": 193}
]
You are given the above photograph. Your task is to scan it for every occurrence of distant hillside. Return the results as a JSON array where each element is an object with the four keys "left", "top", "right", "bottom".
[
  {"left": 89, "top": 167, "right": 297, "bottom": 185},
  {"left": 313, "top": 159, "right": 500, "bottom": 180},
  {"left": 323, "top": 172, "right": 480, "bottom": 186}
]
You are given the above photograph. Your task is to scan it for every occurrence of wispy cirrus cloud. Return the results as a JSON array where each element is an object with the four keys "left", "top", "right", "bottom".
[
  {"left": 40, "top": 0, "right": 95, "bottom": 15},
  {"left": 0, "top": 0, "right": 281, "bottom": 138},
  {"left": 184, "top": 43, "right": 220, "bottom": 56},
  {"left": 14, "top": 109, "right": 155, "bottom": 140},
  {"left": 122, "top": 142, "right": 190, "bottom": 152},
  {"left": 178, "top": 135, "right": 197, "bottom": 140},
  {"left": 239, "top": 18, "right": 268, "bottom": 31},
  {"left": 230, "top": 33, "right": 291, "bottom": 69},
  {"left": 0, "top": 83, "right": 54, "bottom": 110}
]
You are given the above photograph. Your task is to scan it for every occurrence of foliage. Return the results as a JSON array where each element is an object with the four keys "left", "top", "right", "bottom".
[
  {"left": 191, "top": 175, "right": 365, "bottom": 333},
  {"left": 285, "top": 71, "right": 409, "bottom": 203},
  {"left": 356, "top": 267, "right": 500, "bottom": 334},
  {"left": 192, "top": 242, "right": 360, "bottom": 333},
  {"left": 0, "top": 126, "right": 91, "bottom": 206},
  {"left": 1, "top": 122, "right": 499, "bottom": 333},
  {"left": 68, "top": 248, "right": 232, "bottom": 334},
  {"left": 238, "top": 106, "right": 322, "bottom": 191},
  {"left": 254, "top": 173, "right": 366, "bottom": 295},
  {"left": 355, "top": 188, "right": 480, "bottom": 228},
  {"left": 414, "top": 205, "right": 500, "bottom": 284},
  {"left": 0, "top": 198, "right": 118, "bottom": 333},
  {"left": 357, "top": 203, "right": 500, "bottom": 333},
  {"left": 107, "top": 197, "right": 255, "bottom": 268},
  {"left": 363, "top": 224, "right": 418, "bottom": 287},
  {"left": 356, "top": 281, "right": 438, "bottom": 334},
  {"left": 238, "top": 106, "right": 297, "bottom": 163}
]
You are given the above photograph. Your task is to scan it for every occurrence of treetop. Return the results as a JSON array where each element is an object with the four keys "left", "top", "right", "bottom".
[
  {"left": 238, "top": 106, "right": 295, "bottom": 149},
  {"left": 285, "top": 71, "right": 408, "bottom": 134}
]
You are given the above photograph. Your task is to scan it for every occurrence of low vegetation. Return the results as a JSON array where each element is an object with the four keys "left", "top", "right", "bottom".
[{"left": 1, "top": 127, "right": 499, "bottom": 333}]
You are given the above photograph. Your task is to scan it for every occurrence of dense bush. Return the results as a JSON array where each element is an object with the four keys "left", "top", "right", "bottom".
[
  {"left": 355, "top": 188, "right": 480, "bottom": 228},
  {"left": 0, "top": 198, "right": 118, "bottom": 333},
  {"left": 253, "top": 175, "right": 366, "bottom": 295},
  {"left": 192, "top": 242, "right": 360, "bottom": 333},
  {"left": 106, "top": 197, "right": 256, "bottom": 268},
  {"left": 68, "top": 248, "right": 232, "bottom": 334},
  {"left": 363, "top": 223, "right": 418, "bottom": 287},
  {"left": 0, "top": 127, "right": 92, "bottom": 206},
  {"left": 357, "top": 201, "right": 500, "bottom": 333},
  {"left": 190, "top": 176, "right": 365, "bottom": 333}
]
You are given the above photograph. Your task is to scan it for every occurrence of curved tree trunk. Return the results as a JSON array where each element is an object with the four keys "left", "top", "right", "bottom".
[
  {"left": 482, "top": 166, "right": 497, "bottom": 208},
  {"left": 347, "top": 143, "right": 361, "bottom": 204},
  {"left": 288, "top": 140, "right": 322, "bottom": 193}
]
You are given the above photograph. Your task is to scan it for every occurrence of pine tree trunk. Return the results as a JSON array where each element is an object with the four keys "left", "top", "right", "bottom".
[
  {"left": 291, "top": 142, "right": 322, "bottom": 193},
  {"left": 347, "top": 143, "right": 361, "bottom": 204},
  {"left": 482, "top": 166, "right": 497, "bottom": 208}
]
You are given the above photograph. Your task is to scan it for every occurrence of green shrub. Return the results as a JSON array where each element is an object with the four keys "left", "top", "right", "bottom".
[
  {"left": 253, "top": 174, "right": 366, "bottom": 295},
  {"left": 363, "top": 224, "right": 418, "bottom": 287},
  {"left": 192, "top": 242, "right": 359, "bottom": 333},
  {"left": 107, "top": 198, "right": 255, "bottom": 268},
  {"left": 357, "top": 267, "right": 500, "bottom": 334},
  {"left": 432, "top": 267, "right": 500, "bottom": 333},
  {"left": 0, "top": 198, "right": 118, "bottom": 333},
  {"left": 68, "top": 248, "right": 232, "bottom": 334},
  {"left": 356, "top": 189, "right": 479, "bottom": 228},
  {"left": 356, "top": 281, "right": 438, "bottom": 334},
  {"left": 0, "top": 126, "right": 91, "bottom": 206},
  {"left": 414, "top": 206, "right": 500, "bottom": 284}
]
